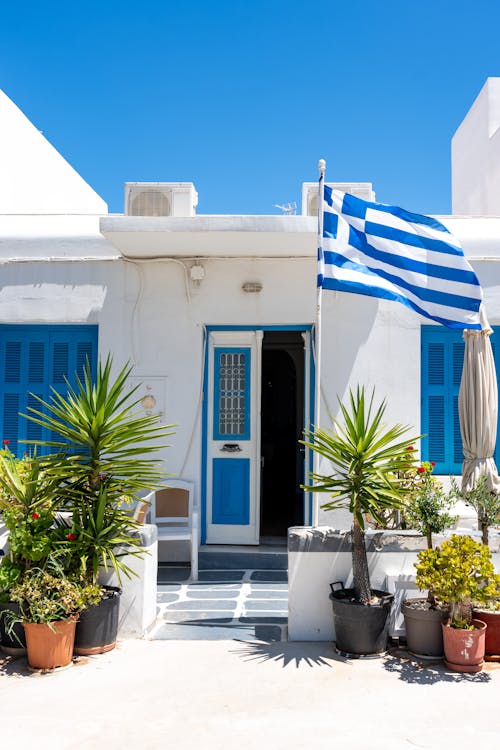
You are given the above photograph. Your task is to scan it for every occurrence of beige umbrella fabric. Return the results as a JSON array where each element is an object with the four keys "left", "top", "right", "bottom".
[{"left": 459, "top": 305, "right": 500, "bottom": 493}]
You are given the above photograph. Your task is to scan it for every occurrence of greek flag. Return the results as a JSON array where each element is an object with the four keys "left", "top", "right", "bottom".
[{"left": 318, "top": 186, "right": 483, "bottom": 330}]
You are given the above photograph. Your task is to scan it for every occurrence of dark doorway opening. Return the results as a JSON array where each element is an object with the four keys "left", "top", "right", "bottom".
[{"left": 260, "top": 331, "right": 305, "bottom": 539}]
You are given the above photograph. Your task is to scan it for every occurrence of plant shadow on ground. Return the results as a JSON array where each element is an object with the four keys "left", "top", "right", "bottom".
[
  {"left": 0, "top": 653, "right": 30, "bottom": 677},
  {"left": 383, "top": 647, "right": 493, "bottom": 684},
  {"left": 230, "top": 640, "right": 348, "bottom": 668},
  {"left": 0, "top": 653, "right": 90, "bottom": 678}
]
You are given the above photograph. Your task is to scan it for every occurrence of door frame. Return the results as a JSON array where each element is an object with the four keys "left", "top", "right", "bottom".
[{"left": 201, "top": 324, "right": 315, "bottom": 544}]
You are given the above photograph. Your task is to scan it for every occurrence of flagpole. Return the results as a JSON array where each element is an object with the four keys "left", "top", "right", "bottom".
[{"left": 312, "top": 158, "right": 326, "bottom": 527}]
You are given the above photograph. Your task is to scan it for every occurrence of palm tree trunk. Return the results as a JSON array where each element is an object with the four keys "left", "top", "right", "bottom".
[{"left": 352, "top": 518, "right": 371, "bottom": 604}]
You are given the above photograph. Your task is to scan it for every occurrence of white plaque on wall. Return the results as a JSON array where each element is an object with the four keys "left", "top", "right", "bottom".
[{"left": 129, "top": 376, "right": 167, "bottom": 421}]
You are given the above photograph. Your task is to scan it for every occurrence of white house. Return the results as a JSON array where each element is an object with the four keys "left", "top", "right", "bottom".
[{"left": 1, "top": 80, "right": 500, "bottom": 562}]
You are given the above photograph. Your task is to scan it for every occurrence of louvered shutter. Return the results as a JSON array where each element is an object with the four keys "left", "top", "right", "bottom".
[
  {"left": 421, "top": 326, "right": 500, "bottom": 474},
  {"left": 0, "top": 326, "right": 98, "bottom": 457}
]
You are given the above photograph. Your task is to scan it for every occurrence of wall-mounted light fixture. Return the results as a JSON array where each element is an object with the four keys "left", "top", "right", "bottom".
[
  {"left": 242, "top": 281, "right": 263, "bottom": 293},
  {"left": 190, "top": 262, "right": 205, "bottom": 287}
]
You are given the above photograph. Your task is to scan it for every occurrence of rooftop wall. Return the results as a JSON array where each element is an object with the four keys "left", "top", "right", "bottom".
[
  {"left": 452, "top": 78, "right": 500, "bottom": 215},
  {"left": 0, "top": 89, "right": 107, "bottom": 215}
]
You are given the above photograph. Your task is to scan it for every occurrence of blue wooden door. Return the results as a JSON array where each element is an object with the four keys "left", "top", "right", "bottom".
[{"left": 206, "top": 331, "right": 262, "bottom": 544}]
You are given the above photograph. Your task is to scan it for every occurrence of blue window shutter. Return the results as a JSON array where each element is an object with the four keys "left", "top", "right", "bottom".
[
  {"left": 0, "top": 325, "right": 98, "bottom": 457},
  {"left": 422, "top": 328, "right": 462, "bottom": 473},
  {"left": 52, "top": 342, "right": 69, "bottom": 385},
  {"left": 493, "top": 339, "right": 500, "bottom": 468},
  {"left": 428, "top": 343, "right": 444, "bottom": 385},
  {"left": 5, "top": 342, "right": 21, "bottom": 384},
  {"left": 76, "top": 342, "right": 94, "bottom": 381},
  {"left": 427, "top": 395, "right": 445, "bottom": 463},
  {"left": 422, "top": 326, "right": 500, "bottom": 474},
  {"left": 452, "top": 342, "right": 465, "bottom": 386},
  {"left": 3, "top": 393, "right": 19, "bottom": 455},
  {"left": 28, "top": 342, "right": 45, "bottom": 383},
  {"left": 26, "top": 393, "right": 43, "bottom": 443},
  {"left": 453, "top": 395, "right": 463, "bottom": 465}
]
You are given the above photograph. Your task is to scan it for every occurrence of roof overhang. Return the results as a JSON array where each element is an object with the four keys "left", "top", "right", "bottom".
[
  {"left": 100, "top": 215, "right": 317, "bottom": 258},
  {"left": 100, "top": 213, "right": 500, "bottom": 261}
]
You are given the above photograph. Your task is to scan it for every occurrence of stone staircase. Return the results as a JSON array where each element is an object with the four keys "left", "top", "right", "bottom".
[{"left": 151, "top": 543, "right": 288, "bottom": 641}]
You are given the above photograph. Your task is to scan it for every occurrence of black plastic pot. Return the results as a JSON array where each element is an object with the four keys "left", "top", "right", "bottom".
[
  {"left": 0, "top": 601, "right": 26, "bottom": 655},
  {"left": 74, "top": 585, "right": 121, "bottom": 655},
  {"left": 329, "top": 583, "right": 394, "bottom": 656}
]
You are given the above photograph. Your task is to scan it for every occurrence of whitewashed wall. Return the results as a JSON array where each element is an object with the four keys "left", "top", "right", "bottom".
[
  {"left": 452, "top": 77, "right": 500, "bottom": 216},
  {"left": 1, "top": 247, "right": 500, "bottom": 533}
]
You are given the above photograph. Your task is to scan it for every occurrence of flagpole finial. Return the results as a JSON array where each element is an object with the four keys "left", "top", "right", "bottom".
[{"left": 318, "top": 159, "right": 326, "bottom": 177}]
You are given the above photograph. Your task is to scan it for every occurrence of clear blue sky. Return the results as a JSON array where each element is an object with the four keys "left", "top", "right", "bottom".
[{"left": 1, "top": 0, "right": 498, "bottom": 215}]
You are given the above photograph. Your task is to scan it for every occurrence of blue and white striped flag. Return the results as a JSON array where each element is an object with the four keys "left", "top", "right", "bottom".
[{"left": 318, "top": 186, "right": 483, "bottom": 330}]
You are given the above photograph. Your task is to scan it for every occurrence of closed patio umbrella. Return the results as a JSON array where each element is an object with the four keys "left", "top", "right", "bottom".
[{"left": 459, "top": 305, "right": 500, "bottom": 493}]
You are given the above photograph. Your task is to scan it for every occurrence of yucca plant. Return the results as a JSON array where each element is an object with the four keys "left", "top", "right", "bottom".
[
  {"left": 302, "top": 386, "right": 418, "bottom": 604},
  {"left": 22, "top": 355, "right": 174, "bottom": 584}
]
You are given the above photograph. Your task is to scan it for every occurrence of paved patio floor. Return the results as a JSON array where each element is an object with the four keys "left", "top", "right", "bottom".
[
  {"left": 2, "top": 567, "right": 500, "bottom": 748},
  {"left": 1, "top": 639, "right": 500, "bottom": 749}
]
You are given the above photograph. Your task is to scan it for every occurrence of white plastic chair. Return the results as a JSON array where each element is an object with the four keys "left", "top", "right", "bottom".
[{"left": 136, "top": 479, "right": 198, "bottom": 581}]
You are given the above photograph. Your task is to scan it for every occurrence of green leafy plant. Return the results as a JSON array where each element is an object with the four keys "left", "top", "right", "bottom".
[
  {"left": 0, "top": 450, "right": 72, "bottom": 599},
  {"left": 22, "top": 355, "right": 174, "bottom": 585},
  {"left": 451, "top": 474, "right": 500, "bottom": 546},
  {"left": 301, "top": 386, "right": 418, "bottom": 604},
  {"left": 415, "top": 534, "right": 500, "bottom": 628},
  {"left": 9, "top": 565, "right": 102, "bottom": 626},
  {"left": 0, "top": 449, "right": 64, "bottom": 520},
  {"left": 403, "top": 463, "right": 458, "bottom": 549},
  {"left": 0, "top": 559, "right": 22, "bottom": 604}
]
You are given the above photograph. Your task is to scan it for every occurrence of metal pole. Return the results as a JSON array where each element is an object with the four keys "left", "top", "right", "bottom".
[{"left": 312, "top": 159, "right": 326, "bottom": 527}]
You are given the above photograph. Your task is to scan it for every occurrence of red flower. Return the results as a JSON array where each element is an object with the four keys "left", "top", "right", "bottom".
[
  {"left": 31, "top": 512, "right": 40, "bottom": 520},
  {"left": 431, "top": 461, "right": 436, "bottom": 467},
  {"left": 2, "top": 439, "right": 9, "bottom": 446},
  {"left": 406, "top": 445, "right": 415, "bottom": 451},
  {"left": 66, "top": 533, "right": 76, "bottom": 541},
  {"left": 417, "top": 466, "right": 426, "bottom": 474}
]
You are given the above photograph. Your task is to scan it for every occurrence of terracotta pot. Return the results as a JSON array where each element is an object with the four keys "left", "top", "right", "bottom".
[
  {"left": 402, "top": 598, "right": 444, "bottom": 658},
  {"left": 472, "top": 608, "right": 500, "bottom": 661},
  {"left": 23, "top": 618, "right": 77, "bottom": 670},
  {"left": 442, "top": 619, "right": 487, "bottom": 673}
]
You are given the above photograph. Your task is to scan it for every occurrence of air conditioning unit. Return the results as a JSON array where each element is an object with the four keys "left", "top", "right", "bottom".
[
  {"left": 125, "top": 182, "right": 198, "bottom": 217},
  {"left": 301, "top": 182, "right": 376, "bottom": 216}
]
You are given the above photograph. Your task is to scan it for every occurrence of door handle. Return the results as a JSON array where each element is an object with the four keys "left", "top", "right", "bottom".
[{"left": 221, "top": 443, "right": 242, "bottom": 452}]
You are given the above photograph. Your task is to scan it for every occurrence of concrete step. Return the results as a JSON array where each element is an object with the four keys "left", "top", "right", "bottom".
[
  {"left": 199, "top": 544, "right": 288, "bottom": 571},
  {"left": 153, "top": 575, "right": 289, "bottom": 641}
]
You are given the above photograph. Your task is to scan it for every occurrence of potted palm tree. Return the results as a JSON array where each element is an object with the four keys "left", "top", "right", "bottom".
[
  {"left": 22, "top": 355, "right": 174, "bottom": 654},
  {"left": 302, "top": 386, "right": 418, "bottom": 656},
  {"left": 415, "top": 534, "right": 500, "bottom": 672}
]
